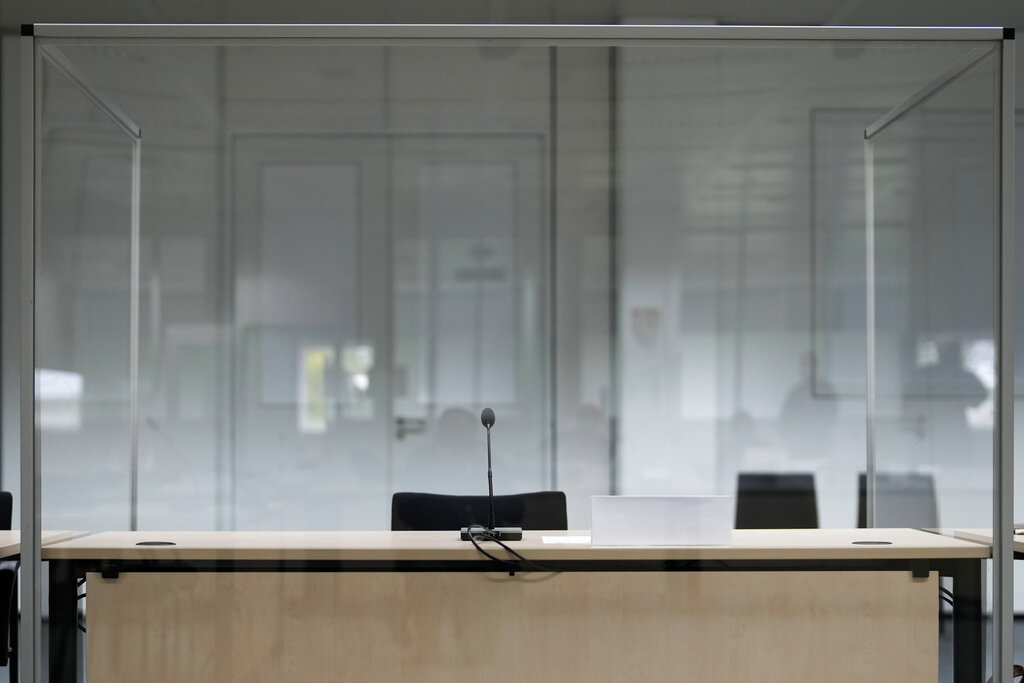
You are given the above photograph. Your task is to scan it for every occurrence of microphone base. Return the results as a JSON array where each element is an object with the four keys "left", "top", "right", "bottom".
[{"left": 460, "top": 526, "right": 524, "bottom": 541}]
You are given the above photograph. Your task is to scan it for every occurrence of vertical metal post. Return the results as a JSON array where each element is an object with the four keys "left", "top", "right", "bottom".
[
  {"left": 129, "top": 136, "right": 141, "bottom": 531},
  {"left": 19, "top": 29, "right": 41, "bottom": 683},
  {"left": 548, "top": 46, "right": 558, "bottom": 491},
  {"left": 1, "top": 36, "right": 23, "bottom": 534},
  {"left": 608, "top": 46, "right": 619, "bottom": 496},
  {"left": 993, "top": 31, "right": 1015, "bottom": 683},
  {"left": 863, "top": 138, "right": 876, "bottom": 529}
]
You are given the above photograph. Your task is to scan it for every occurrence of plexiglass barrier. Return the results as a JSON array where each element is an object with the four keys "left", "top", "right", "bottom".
[
  {"left": 38, "top": 45, "right": 141, "bottom": 535},
  {"left": 867, "top": 50, "right": 997, "bottom": 531},
  {"left": 23, "top": 26, "right": 1012, "bottom": 682}
]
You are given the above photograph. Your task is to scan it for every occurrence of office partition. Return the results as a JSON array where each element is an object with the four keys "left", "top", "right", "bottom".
[{"left": 21, "top": 25, "right": 1013, "bottom": 681}]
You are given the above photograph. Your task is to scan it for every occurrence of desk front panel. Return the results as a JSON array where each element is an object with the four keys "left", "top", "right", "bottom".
[{"left": 86, "top": 568, "right": 937, "bottom": 682}]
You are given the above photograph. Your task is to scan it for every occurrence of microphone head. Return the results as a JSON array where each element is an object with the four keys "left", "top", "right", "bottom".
[{"left": 480, "top": 407, "right": 495, "bottom": 429}]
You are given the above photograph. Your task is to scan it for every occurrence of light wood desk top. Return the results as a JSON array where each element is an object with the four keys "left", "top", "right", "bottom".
[
  {"left": 0, "top": 530, "right": 83, "bottom": 559},
  {"left": 42, "top": 527, "right": 990, "bottom": 562},
  {"left": 954, "top": 528, "right": 1024, "bottom": 553}
]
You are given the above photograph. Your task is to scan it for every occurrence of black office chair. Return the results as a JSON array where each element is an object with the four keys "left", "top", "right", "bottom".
[
  {"left": 857, "top": 472, "right": 946, "bottom": 631},
  {"left": 0, "top": 492, "right": 16, "bottom": 681},
  {"left": 856, "top": 472, "right": 938, "bottom": 529},
  {"left": 734, "top": 473, "right": 818, "bottom": 529},
  {"left": 391, "top": 491, "right": 568, "bottom": 531}
]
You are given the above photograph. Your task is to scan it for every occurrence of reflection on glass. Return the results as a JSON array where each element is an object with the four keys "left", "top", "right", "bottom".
[
  {"left": 868, "top": 55, "right": 997, "bottom": 531},
  {"left": 298, "top": 345, "right": 335, "bottom": 434},
  {"left": 38, "top": 56, "right": 137, "bottom": 532},
  {"left": 26, "top": 30, "right": 1014, "bottom": 683},
  {"left": 31, "top": 37, "right": 1004, "bottom": 539},
  {"left": 37, "top": 368, "right": 84, "bottom": 432},
  {"left": 903, "top": 337, "right": 990, "bottom": 464},
  {"left": 341, "top": 342, "right": 374, "bottom": 418}
]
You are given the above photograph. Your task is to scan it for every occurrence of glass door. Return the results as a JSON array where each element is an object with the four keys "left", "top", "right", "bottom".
[
  {"left": 232, "top": 133, "right": 550, "bottom": 528},
  {"left": 232, "top": 135, "right": 390, "bottom": 529},
  {"left": 389, "top": 135, "right": 549, "bottom": 497}
]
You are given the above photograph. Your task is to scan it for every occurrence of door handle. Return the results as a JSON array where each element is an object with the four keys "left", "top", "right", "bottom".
[{"left": 395, "top": 416, "right": 428, "bottom": 440}]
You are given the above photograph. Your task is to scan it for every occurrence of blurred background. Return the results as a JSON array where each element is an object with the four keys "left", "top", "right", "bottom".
[{"left": 0, "top": 4, "right": 1022, "bottom": 613}]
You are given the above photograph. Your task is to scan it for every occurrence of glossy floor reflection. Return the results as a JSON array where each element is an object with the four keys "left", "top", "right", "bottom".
[{"left": 939, "top": 615, "right": 1024, "bottom": 682}]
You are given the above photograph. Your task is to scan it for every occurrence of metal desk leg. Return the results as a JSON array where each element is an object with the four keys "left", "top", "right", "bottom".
[
  {"left": 48, "top": 561, "right": 78, "bottom": 683},
  {"left": 951, "top": 558, "right": 984, "bottom": 683}
]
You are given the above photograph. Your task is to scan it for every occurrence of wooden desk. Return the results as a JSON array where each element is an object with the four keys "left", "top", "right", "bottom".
[
  {"left": 0, "top": 532, "right": 22, "bottom": 559},
  {"left": 954, "top": 528, "right": 1024, "bottom": 554},
  {"left": 0, "top": 530, "right": 83, "bottom": 558},
  {"left": 44, "top": 528, "right": 989, "bottom": 683}
]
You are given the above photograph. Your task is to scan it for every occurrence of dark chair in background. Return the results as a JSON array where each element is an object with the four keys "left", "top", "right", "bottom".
[
  {"left": 734, "top": 473, "right": 818, "bottom": 529},
  {"left": 856, "top": 472, "right": 938, "bottom": 529},
  {"left": 857, "top": 472, "right": 944, "bottom": 630},
  {"left": 0, "top": 492, "right": 16, "bottom": 681},
  {"left": 391, "top": 491, "right": 568, "bottom": 531}
]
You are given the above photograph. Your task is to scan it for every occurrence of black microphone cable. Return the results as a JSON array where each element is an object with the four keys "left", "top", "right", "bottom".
[{"left": 464, "top": 524, "right": 560, "bottom": 576}]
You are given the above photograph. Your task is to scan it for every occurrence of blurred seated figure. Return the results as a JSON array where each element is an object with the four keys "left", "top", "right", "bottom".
[
  {"left": 734, "top": 472, "right": 818, "bottom": 529},
  {"left": 778, "top": 352, "right": 837, "bottom": 462},
  {"left": 902, "top": 337, "right": 988, "bottom": 466}
]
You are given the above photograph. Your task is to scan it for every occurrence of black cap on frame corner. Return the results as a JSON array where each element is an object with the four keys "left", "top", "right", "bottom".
[
  {"left": 21, "top": 24, "right": 34, "bottom": 37},
  {"left": 1004, "top": 27, "right": 1015, "bottom": 40}
]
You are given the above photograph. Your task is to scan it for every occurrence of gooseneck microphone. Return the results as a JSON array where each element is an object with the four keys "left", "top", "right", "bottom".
[
  {"left": 482, "top": 408, "right": 497, "bottom": 530},
  {"left": 481, "top": 407, "right": 495, "bottom": 428},
  {"left": 460, "top": 407, "right": 523, "bottom": 541}
]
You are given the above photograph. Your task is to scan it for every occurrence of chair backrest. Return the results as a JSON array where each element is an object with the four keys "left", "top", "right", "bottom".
[
  {"left": 734, "top": 473, "right": 818, "bottom": 529},
  {"left": 856, "top": 472, "right": 938, "bottom": 529},
  {"left": 391, "top": 491, "right": 568, "bottom": 531},
  {"left": 0, "top": 493, "right": 10, "bottom": 532}
]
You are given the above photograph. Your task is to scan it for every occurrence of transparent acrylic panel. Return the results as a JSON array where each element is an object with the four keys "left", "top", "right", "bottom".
[
  {"left": 869, "top": 52, "right": 998, "bottom": 531},
  {"left": 29, "top": 29, "right": 1007, "bottom": 683},
  {"left": 230, "top": 135, "right": 391, "bottom": 530},
  {"left": 616, "top": 41, "right": 992, "bottom": 531},
  {"left": 550, "top": 47, "right": 617, "bottom": 525},
  {"left": 40, "top": 41, "right": 555, "bottom": 535},
  {"left": 37, "top": 53, "right": 136, "bottom": 534},
  {"left": 35, "top": 48, "right": 139, "bottom": 682},
  {"left": 389, "top": 135, "right": 548, "bottom": 497}
]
